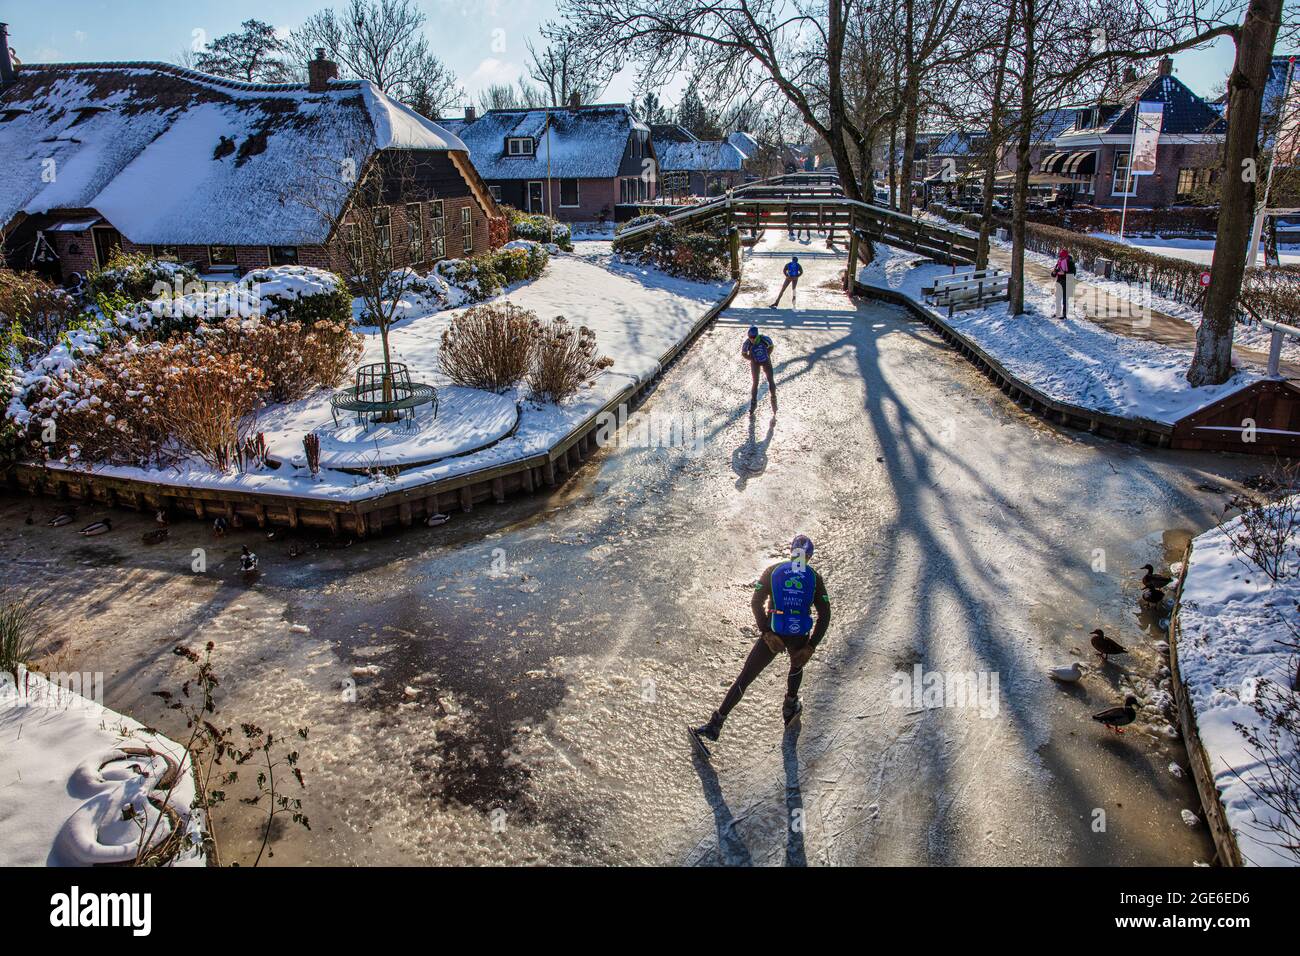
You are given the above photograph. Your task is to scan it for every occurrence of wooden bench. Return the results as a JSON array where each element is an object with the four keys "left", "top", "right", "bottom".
[{"left": 923, "top": 269, "right": 1010, "bottom": 314}]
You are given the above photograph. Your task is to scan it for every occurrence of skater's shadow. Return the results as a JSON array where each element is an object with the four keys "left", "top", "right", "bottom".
[
  {"left": 783, "top": 719, "right": 807, "bottom": 867},
  {"left": 690, "top": 750, "right": 754, "bottom": 867},
  {"left": 731, "top": 414, "right": 776, "bottom": 490}
]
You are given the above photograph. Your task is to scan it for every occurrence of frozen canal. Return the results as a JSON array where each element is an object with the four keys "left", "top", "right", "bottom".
[{"left": 1, "top": 234, "right": 1263, "bottom": 865}]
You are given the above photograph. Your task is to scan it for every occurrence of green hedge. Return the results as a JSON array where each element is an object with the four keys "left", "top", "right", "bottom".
[{"left": 85, "top": 251, "right": 199, "bottom": 305}]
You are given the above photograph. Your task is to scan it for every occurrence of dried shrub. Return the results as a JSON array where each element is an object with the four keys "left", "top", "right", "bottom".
[
  {"left": 1218, "top": 460, "right": 1300, "bottom": 583},
  {"left": 488, "top": 215, "right": 510, "bottom": 249},
  {"left": 528, "top": 316, "right": 613, "bottom": 403},
  {"left": 438, "top": 301, "right": 537, "bottom": 391},
  {"left": 156, "top": 347, "right": 267, "bottom": 471},
  {"left": 0, "top": 269, "right": 82, "bottom": 349},
  {"left": 201, "top": 316, "right": 362, "bottom": 403}
]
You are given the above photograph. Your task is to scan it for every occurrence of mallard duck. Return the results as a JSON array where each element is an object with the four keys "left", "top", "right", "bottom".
[
  {"left": 1090, "top": 628, "right": 1127, "bottom": 663},
  {"left": 426, "top": 513, "right": 450, "bottom": 527},
  {"left": 212, "top": 516, "right": 228, "bottom": 537},
  {"left": 154, "top": 509, "right": 169, "bottom": 526},
  {"left": 48, "top": 512, "right": 75, "bottom": 527},
  {"left": 1140, "top": 564, "right": 1173, "bottom": 590},
  {"left": 1093, "top": 695, "right": 1139, "bottom": 733},
  {"left": 142, "top": 527, "right": 169, "bottom": 546},
  {"left": 79, "top": 519, "right": 111, "bottom": 536},
  {"left": 1141, "top": 586, "right": 1166, "bottom": 605},
  {"left": 1049, "top": 661, "right": 1084, "bottom": 682},
  {"left": 239, "top": 545, "right": 258, "bottom": 575}
]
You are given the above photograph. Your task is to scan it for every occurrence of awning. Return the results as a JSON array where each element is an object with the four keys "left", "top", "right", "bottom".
[
  {"left": 1061, "top": 150, "right": 1097, "bottom": 175},
  {"left": 44, "top": 217, "right": 102, "bottom": 233},
  {"left": 994, "top": 172, "right": 1083, "bottom": 186},
  {"left": 1039, "top": 151, "right": 1069, "bottom": 173}
]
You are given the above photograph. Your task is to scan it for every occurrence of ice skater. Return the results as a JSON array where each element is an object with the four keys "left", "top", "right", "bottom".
[
  {"left": 770, "top": 255, "right": 803, "bottom": 308},
  {"left": 741, "top": 325, "right": 777, "bottom": 415},
  {"left": 1051, "top": 247, "right": 1076, "bottom": 318},
  {"left": 690, "top": 535, "right": 832, "bottom": 754}
]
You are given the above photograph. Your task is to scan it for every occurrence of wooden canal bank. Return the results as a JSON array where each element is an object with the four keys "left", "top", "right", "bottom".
[{"left": 6, "top": 283, "right": 740, "bottom": 539}]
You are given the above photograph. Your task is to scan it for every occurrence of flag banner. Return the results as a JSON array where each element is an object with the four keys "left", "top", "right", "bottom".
[
  {"left": 1275, "top": 58, "right": 1300, "bottom": 167},
  {"left": 1130, "top": 101, "right": 1164, "bottom": 175}
]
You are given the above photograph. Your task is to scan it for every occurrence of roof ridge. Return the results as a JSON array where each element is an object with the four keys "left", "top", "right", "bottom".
[{"left": 18, "top": 61, "right": 363, "bottom": 95}]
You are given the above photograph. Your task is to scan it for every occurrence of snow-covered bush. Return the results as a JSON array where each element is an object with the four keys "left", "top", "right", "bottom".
[
  {"left": 614, "top": 213, "right": 668, "bottom": 237},
  {"left": 616, "top": 223, "right": 727, "bottom": 280},
  {"left": 85, "top": 251, "right": 199, "bottom": 305},
  {"left": 528, "top": 316, "right": 613, "bottom": 402},
  {"left": 494, "top": 241, "right": 550, "bottom": 285},
  {"left": 439, "top": 301, "right": 537, "bottom": 391},
  {"left": 237, "top": 266, "right": 352, "bottom": 326},
  {"left": 508, "top": 209, "right": 572, "bottom": 250},
  {"left": 199, "top": 315, "right": 363, "bottom": 404}
]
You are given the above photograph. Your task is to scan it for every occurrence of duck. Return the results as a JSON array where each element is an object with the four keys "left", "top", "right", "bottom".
[
  {"left": 155, "top": 509, "right": 169, "bottom": 526},
  {"left": 141, "top": 527, "right": 169, "bottom": 546},
  {"left": 1049, "top": 661, "right": 1084, "bottom": 683},
  {"left": 48, "top": 512, "right": 75, "bottom": 527},
  {"left": 1141, "top": 586, "right": 1166, "bottom": 605},
  {"left": 426, "top": 513, "right": 450, "bottom": 527},
  {"left": 78, "top": 519, "right": 111, "bottom": 537},
  {"left": 288, "top": 541, "right": 304, "bottom": 558},
  {"left": 1093, "top": 695, "right": 1139, "bottom": 733},
  {"left": 239, "top": 545, "right": 258, "bottom": 575},
  {"left": 212, "top": 516, "right": 228, "bottom": 537},
  {"left": 1090, "top": 628, "right": 1127, "bottom": 663},
  {"left": 1140, "top": 564, "right": 1173, "bottom": 590}
]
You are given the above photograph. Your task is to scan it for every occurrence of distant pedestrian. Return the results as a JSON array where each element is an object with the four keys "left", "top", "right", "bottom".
[
  {"left": 1051, "top": 247, "right": 1076, "bottom": 318},
  {"left": 770, "top": 255, "right": 803, "bottom": 309},
  {"left": 742, "top": 325, "right": 777, "bottom": 415}
]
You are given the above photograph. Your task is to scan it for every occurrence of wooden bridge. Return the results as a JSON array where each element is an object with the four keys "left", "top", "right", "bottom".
[{"left": 620, "top": 173, "right": 979, "bottom": 266}]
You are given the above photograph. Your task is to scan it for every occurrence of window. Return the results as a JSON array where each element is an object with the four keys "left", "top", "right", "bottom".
[
  {"left": 488, "top": 185, "right": 502, "bottom": 201},
  {"left": 151, "top": 244, "right": 179, "bottom": 260},
  {"left": 373, "top": 207, "right": 391, "bottom": 253},
  {"left": 559, "top": 178, "right": 580, "bottom": 207},
  {"left": 343, "top": 223, "right": 361, "bottom": 267},
  {"left": 619, "top": 177, "right": 637, "bottom": 204},
  {"left": 268, "top": 246, "right": 298, "bottom": 266},
  {"left": 1112, "top": 150, "right": 1135, "bottom": 196},
  {"left": 1176, "top": 167, "right": 1215, "bottom": 203},
  {"left": 429, "top": 201, "right": 446, "bottom": 260},
  {"left": 406, "top": 203, "right": 423, "bottom": 263},
  {"left": 507, "top": 137, "right": 535, "bottom": 156},
  {"left": 461, "top": 206, "right": 473, "bottom": 254},
  {"left": 208, "top": 245, "right": 237, "bottom": 267}
]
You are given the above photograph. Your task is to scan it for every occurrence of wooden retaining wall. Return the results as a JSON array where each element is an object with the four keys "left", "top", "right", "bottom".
[
  {"left": 852, "top": 280, "right": 1179, "bottom": 448},
  {"left": 7, "top": 283, "right": 740, "bottom": 538},
  {"left": 1168, "top": 543, "right": 1246, "bottom": 866}
]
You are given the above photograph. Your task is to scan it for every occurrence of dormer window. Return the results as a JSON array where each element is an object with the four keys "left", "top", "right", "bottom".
[{"left": 507, "top": 137, "right": 535, "bottom": 156}]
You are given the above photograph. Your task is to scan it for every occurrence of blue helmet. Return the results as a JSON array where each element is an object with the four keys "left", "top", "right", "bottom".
[
  {"left": 747, "top": 325, "right": 759, "bottom": 338},
  {"left": 791, "top": 256, "right": 799, "bottom": 261},
  {"left": 791, "top": 534, "right": 814, "bottom": 560}
]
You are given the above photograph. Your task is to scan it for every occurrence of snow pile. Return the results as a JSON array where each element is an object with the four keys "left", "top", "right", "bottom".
[
  {"left": 1177, "top": 502, "right": 1300, "bottom": 866},
  {"left": 239, "top": 265, "right": 345, "bottom": 305},
  {"left": 0, "top": 667, "right": 205, "bottom": 867},
  {"left": 858, "top": 245, "right": 1258, "bottom": 424}
]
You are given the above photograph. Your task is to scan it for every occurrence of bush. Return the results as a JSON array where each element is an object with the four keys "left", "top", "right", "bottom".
[
  {"left": 507, "top": 208, "right": 572, "bottom": 250},
  {"left": 435, "top": 256, "right": 504, "bottom": 301},
  {"left": 615, "top": 213, "right": 669, "bottom": 236},
  {"left": 0, "top": 270, "right": 81, "bottom": 349},
  {"left": 200, "top": 315, "right": 363, "bottom": 403},
  {"left": 0, "top": 591, "right": 41, "bottom": 681},
  {"left": 85, "top": 251, "right": 198, "bottom": 305},
  {"left": 616, "top": 224, "right": 727, "bottom": 280},
  {"left": 439, "top": 301, "right": 538, "bottom": 391},
  {"left": 237, "top": 266, "right": 352, "bottom": 325},
  {"left": 493, "top": 242, "right": 550, "bottom": 285},
  {"left": 528, "top": 316, "right": 613, "bottom": 402},
  {"left": 159, "top": 345, "right": 267, "bottom": 471}
]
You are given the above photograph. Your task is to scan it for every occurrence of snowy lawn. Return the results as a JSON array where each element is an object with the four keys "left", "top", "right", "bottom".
[
  {"left": 857, "top": 244, "right": 1259, "bottom": 424},
  {"left": 1089, "top": 233, "right": 1300, "bottom": 269},
  {"left": 1176, "top": 502, "right": 1300, "bottom": 866},
  {"left": 0, "top": 667, "right": 204, "bottom": 867},
  {"left": 41, "top": 251, "right": 730, "bottom": 501}
]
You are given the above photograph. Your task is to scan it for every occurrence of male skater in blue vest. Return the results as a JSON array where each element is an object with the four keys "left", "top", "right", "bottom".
[
  {"left": 770, "top": 255, "right": 803, "bottom": 308},
  {"left": 690, "top": 535, "right": 832, "bottom": 754},
  {"left": 741, "top": 325, "right": 777, "bottom": 415}
]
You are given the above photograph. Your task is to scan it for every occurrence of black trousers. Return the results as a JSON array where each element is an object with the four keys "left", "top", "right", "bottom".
[
  {"left": 717, "top": 634, "right": 809, "bottom": 719},
  {"left": 772, "top": 276, "right": 799, "bottom": 305},
  {"left": 750, "top": 360, "right": 776, "bottom": 407}
]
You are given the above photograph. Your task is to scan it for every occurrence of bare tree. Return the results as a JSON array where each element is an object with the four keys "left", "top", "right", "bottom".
[
  {"left": 527, "top": 32, "right": 609, "bottom": 106},
  {"left": 477, "top": 81, "right": 549, "bottom": 113}
]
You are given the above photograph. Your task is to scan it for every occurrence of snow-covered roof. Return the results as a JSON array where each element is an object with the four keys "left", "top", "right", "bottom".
[
  {"left": 1068, "top": 72, "right": 1226, "bottom": 137},
  {"left": 0, "top": 62, "right": 468, "bottom": 246},
  {"left": 455, "top": 105, "right": 648, "bottom": 180},
  {"left": 657, "top": 139, "right": 745, "bottom": 172},
  {"left": 933, "top": 129, "right": 989, "bottom": 157},
  {"left": 727, "top": 131, "right": 760, "bottom": 159}
]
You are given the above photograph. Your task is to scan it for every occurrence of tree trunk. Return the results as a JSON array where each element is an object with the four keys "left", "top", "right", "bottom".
[
  {"left": 900, "top": 75, "right": 920, "bottom": 216},
  {"left": 1008, "top": 0, "right": 1035, "bottom": 315},
  {"left": 888, "top": 112, "right": 899, "bottom": 208},
  {"left": 976, "top": 7, "right": 1017, "bottom": 271},
  {"left": 1187, "top": 0, "right": 1282, "bottom": 386}
]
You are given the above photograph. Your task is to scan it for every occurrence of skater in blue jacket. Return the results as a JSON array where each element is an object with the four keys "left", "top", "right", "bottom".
[
  {"left": 770, "top": 256, "right": 803, "bottom": 308},
  {"left": 741, "top": 325, "right": 777, "bottom": 415}
]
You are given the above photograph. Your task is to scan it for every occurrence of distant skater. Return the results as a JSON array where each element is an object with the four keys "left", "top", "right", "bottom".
[
  {"left": 690, "top": 535, "right": 832, "bottom": 753},
  {"left": 742, "top": 325, "right": 777, "bottom": 415},
  {"left": 770, "top": 255, "right": 803, "bottom": 308},
  {"left": 1051, "top": 247, "right": 1076, "bottom": 318}
]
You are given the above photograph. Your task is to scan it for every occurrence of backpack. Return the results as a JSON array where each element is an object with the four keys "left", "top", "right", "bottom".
[{"left": 769, "top": 561, "right": 816, "bottom": 637}]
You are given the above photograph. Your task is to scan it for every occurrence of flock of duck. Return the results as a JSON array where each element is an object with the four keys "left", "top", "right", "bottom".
[
  {"left": 42, "top": 507, "right": 260, "bottom": 577},
  {"left": 1049, "top": 564, "right": 1175, "bottom": 734}
]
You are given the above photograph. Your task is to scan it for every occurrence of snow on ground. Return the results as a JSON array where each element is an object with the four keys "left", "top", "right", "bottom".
[
  {"left": 1177, "top": 502, "right": 1300, "bottom": 866},
  {"left": 858, "top": 244, "right": 1259, "bottom": 424},
  {"left": 1089, "top": 233, "right": 1300, "bottom": 269},
  {"left": 0, "top": 667, "right": 204, "bottom": 867},
  {"left": 43, "top": 251, "right": 730, "bottom": 501}
]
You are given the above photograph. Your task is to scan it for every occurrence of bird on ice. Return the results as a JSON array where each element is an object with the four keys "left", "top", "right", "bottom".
[
  {"left": 1093, "top": 695, "right": 1139, "bottom": 733},
  {"left": 1049, "top": 661, "right": 1084, "bottom": 683},
  {"left": 1090, "top": 628, "right": 1127, "bottom": 663}
]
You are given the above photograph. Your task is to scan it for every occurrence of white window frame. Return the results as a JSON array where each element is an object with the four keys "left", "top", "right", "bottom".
[
  {"left": 406, "top": 202, "right": 423, "bottom": 264},
  {"left": 488, "top": 185, "right": 502, "bottom": 201},
  {"left": 507, "top": 137, "right": 535, "bottom": 156},
  {"left": 1111, "top": 149, "right": 1136, "bottom": 197},
  {"left": 428, "top": 200, "right": 446, "bottom": 260},
  {"left": 526, "top": 181, "right": 545, "bottom": 214},
  {"left": 461, "top": 206, "right": 473, "bottom": 254}
]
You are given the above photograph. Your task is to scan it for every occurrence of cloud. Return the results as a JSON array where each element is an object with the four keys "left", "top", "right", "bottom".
[{"left": 469, "top": 57, "right": 521, "bottom": 87}]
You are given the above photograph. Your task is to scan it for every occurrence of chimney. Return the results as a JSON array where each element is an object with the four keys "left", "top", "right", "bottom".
[
  {"left": 307, "top": 48, "right": 338, "bottom": 92},
  {"left": 1158, "top": 56, "right": 1173, "bottom": 77},
  {"left": 0, "top": 24, "right": 16, "bottom": 86},
  {"left": 568, "top": 91, "right": 580, "bottom": 108},
  {"left": 464, "top": 105, "right": 477, "bottom": 123}
]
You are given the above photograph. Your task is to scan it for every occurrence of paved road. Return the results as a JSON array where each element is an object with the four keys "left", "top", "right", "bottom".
[{"left": 0, "top": 234, "right": 1265, "bottom": 865}]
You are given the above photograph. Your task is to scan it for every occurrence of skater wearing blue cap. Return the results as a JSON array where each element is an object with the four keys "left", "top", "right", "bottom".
[
  {"left": 690, "top": 535, "right": 832, "bottom": 754},
  {"left": 770, "top": 255, "right": 803, "bottom": 308},
  {"left": 741, "top": 325, "right": 777, "bottom": 415}
]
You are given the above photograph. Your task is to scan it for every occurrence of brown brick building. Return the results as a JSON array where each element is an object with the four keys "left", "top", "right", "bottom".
[{"left": 0, "top": 48, "right": 500, "bottom": 286}]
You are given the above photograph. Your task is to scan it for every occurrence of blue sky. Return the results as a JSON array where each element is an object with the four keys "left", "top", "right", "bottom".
[{"left": 2, "top": 0, "right": 1241, "bottom": 108}]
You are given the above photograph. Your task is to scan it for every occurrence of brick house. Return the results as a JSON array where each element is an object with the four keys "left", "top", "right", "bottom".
[
  {"left": 0, "top": 42, "right": 500, "bottom": 286},
  {"left": 650, "top": 124, "right": 746, "bottom": 198},
  {"left": 451, "top": 103, "right": 657, "bottom": 224},
  {"left": 1040, "top": 59, "right": 1226, "bottom": 208}
]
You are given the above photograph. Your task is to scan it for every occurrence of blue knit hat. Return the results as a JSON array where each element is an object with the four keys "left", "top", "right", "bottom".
[
  {"left": 791, "top": 535, "right": 814, "bottom": 560},
  {"left": 748, "top": 325, "right": 759, "bottom": 338}
]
